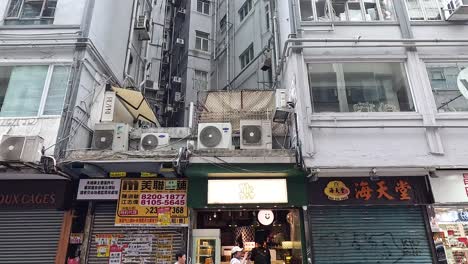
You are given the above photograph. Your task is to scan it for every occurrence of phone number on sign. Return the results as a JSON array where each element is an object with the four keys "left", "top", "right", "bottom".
[{"left": 139, "top": 193, "right": 186, "bottom": 206}]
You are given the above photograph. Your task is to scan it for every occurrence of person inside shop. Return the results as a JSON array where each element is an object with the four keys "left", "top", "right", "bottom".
[
  {"left": 231, "top": 246, "right": 250, "bottom": 264},
  {"left": 250, "top": 240, "right": 271, "bottom": 264},
  {"left": 174, "top": 252, "right": 186, "bottom": 264}
]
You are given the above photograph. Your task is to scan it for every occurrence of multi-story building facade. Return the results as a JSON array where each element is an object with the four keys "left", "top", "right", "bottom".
[
  {"left": 160, "top": 0, "right": 276, "bottom": 126},
  {"left": 277, "top": 0, "right": 468, "bottom": 263},
  {"left": 0, "top": 0, "right": 153, "bottom": 263}
]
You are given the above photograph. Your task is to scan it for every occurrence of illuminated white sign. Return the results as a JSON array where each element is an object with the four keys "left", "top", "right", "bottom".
[
  {"left": 207, "top": 179, "right": 288, "bottom": 204},
  {"left": 457, "top": 68, "right": 468, "bottom": 99},
  {"left": 258, "top": 210, "right": 274, "bottom": 225},
  {"left": 77, "top": 179, "right": 121, "bottom": 200}
]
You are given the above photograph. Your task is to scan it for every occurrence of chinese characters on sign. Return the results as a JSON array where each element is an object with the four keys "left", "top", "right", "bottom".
[
  {"left": 310, "top": 177, "right": 430, "bottom": 205},
  {"left": 115, "top": 179, "right": 188, "bottom": 226},
  {"left": 77, "top": 179, "right": 121, "bottom": 200}
]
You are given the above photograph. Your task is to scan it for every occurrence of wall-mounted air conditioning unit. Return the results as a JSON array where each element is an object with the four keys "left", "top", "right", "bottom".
[
  {"left": 176, "top": 38, "right": 185, "bottom": 45},
  {"left": 135, "top": 15, "right": 151, "bottom": 40},
  {"left": 140, "top": 133, "right": 171, "bottom": 151},
  {"left": 92, "top": 123, "right": 129, "bottom": 151},
  {"left": 446, "top": 0, "right": 468, "bottom": 20},
  {"left": 172, "top": 76, "right": 182, "bottom": 83},
  {"left": 240, "top": 120, "right": 272, "bottom": 150},
  {"left": 145, "top": 79, "right": 158, "bottom": 90},
  {"left": 0, "top": 135, "right": 44, "bottom": 162},
  {"left": 197, "top": 123, "right": 232, "bottom": 150}
]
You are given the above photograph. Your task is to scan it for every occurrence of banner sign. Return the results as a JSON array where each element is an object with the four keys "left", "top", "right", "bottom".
[
  {"left": 207, "top": 179, "right": 288, "bottom": 204},
  {"left": 308, "top": 177, "right": 431, "bottom": 205},
  {"left": 0, "top": 179, "right": 71, "bottom": 209},
  {"left": 77, "top": 179, "right": 121, "bottom": 200},
  {"left": 429, "top": 172, "right": 468, "bottom": 203},
  {"left": 115, "top": 179, "right": 188, "bottom": 226}
]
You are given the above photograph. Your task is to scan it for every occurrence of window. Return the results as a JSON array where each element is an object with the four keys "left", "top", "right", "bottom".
[
  {"left": 197, "top": 0, "right": 210, "bottom": 15},
  {"left": 426, "top": 62, "right": 468, "bottom": 112},
  {"left": 5, "top": 0, "right": 57, "bottom": 25},
  {"left": 195, "top": 31, "right": 210, "bottom": 51},
  {"left": 239, "top": 0, "right": 253, "bottom": 22},
  {"left": 265, "top": 4, "right": 271, "bottom": 30},
  {"left": 299, "top": 0, "right": 395, "bottom": 22},
  {"left": 0, "top": 65, "right": 70, "bottom": 117},
  {"left": 194, "top": 70, "right": 208, "bottom": 90},
  {"left": 405, "top": 0, "right": 443, "bottom": 20},
  {"left": 308, "top": 62, "right": 414, "bottom": 113},
  {"left": 240, "top": 44, "right": 254, "bottom": 69},
  {"left": 220, "top": 15, "right": 227, "bottom": 32}
]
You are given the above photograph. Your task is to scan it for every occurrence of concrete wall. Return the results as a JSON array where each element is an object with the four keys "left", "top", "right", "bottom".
[{"left": 87, "top": 0, "right": 134, "bottom": 84}]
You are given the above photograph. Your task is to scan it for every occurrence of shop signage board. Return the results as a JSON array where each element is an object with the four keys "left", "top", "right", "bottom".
[
  {"left": 308, "top": 176, "right": 431, "bottom": 205},
  {"left": 0, "top": 179, "right": 71, "bottom": 209},
  {"left": 77, "top": 179, "right": 121, "bottom": 200},
  {"left": 207, "top": 179, "right": 288, "bottom": 204},
  {"left": 115, "top": 179, "right": 188, "bottom": 226},
  {"left": 429, "top": 172, "right": 468, "bottom": 203}
]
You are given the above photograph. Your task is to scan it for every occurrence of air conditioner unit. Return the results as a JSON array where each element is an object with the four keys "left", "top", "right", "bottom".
[
  {"left": 197, "top": 123, "right": 232, "bottom": 149},
  {"left": 135, "top": 15, "right": 151, "bottom": 41},
  {"left": 176, "top": 38, "right": 185, "bottom": 45},
  {"left": 240, "top": 120, "right": 272, "bottom": 150},
  {"left": 140, "top": 133, "right": 171, "bottom": 151},
  {"left": 446, "top": 0, "right": 468, "bottom": 20},
  {"left": 172, "top": 76, "right": 182, "bottom": 83},
  {"left": 0, "top": 135, "right": 44, "bottom": 162},
  {"left": 145, "top": 79, "right": 159, "bottom": 90},
  {"left": 92, "top": 123, "right": 129, "bottom": 151}
]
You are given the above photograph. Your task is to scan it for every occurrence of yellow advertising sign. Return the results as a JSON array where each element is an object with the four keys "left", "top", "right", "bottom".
[{"left": 115, "top": 179, "right": 188, "bottom": 226}]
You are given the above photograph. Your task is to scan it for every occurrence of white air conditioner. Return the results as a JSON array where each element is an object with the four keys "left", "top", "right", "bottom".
[
  {"left": 144, "top": 79, "right": 159, "bottom": 90},
  {"left": 446, "top": 0, "right": 468, "bottom": 20},
  {"left": 140, "top": 133, "right": 171, "bottom": 151},
  {"left": 240, "top": 120, "right": 272, "bottom": 150},
  {"left": 92, "top": 123, "right": 129, "bottom": 151},
  {"left": 136, "top": 15, "right": 150, "bottom": 31},
  {"left": 172, "top": 76, "right": 182, "bottom": 83},
  {"left": 135, "top": 15, "right": 151, "bottom": 41},
  {"left": 176, "top": 38, "right": 185, "bottom": 45},
  {"left": 0, "top": 135, "right": 44, "bottom": 162},
  {"left": 197, "top": 123, "right": 232, "bottom": 149}
]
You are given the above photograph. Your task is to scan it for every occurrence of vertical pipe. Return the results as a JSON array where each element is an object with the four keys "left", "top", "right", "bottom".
[
  {"left": 124, "top": 0, "right": 139, "bottom": 80},
  {"left": 226, "top": 0, "right": 230, "bottom": 89}
]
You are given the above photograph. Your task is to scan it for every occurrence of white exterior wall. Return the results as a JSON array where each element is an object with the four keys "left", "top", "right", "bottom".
[
  {"left": 280, "top": 0, "right": 468, "bottom": 170},
  {"left": 87, "top": 0, "right": 134, "bottom": 84}
]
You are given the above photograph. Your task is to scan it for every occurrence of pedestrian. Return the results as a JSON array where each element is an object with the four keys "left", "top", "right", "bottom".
[
  {"left": 231, "top": 246, "right": 250, "bottom": 264},
  {"left": 175, "top": 251, "right": 186, "bottom": 264},
  {"left": 250, "top": 241, "right": 271, "bottom": 264}
]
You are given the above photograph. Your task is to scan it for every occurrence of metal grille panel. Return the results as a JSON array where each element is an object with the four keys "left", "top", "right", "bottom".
[
  {"left": 88, "top": 203, "right": 187, "bottom": 264},
  {"left": 0, "top": 209, "right": 64, "bottom": 264},
  {"left": 309, "top": 206, "right": 432, "bottom": 264}
]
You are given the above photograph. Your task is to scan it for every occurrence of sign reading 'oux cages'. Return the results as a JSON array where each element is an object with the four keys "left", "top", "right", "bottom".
[
  {"left": 115, "top": 179, "right": 188, "bottom": 226},
  {"left": 207, "top": 179, "right": 288, "bottom": 204}
]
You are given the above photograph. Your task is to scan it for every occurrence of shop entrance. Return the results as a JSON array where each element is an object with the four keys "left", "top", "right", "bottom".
[{"left": 193, "top": 209, "right": 303, "bottom": 264}]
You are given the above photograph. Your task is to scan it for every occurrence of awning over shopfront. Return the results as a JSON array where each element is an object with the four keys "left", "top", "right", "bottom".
[{"left": 112, "top": 86, "right": 160, "bottom": 126}]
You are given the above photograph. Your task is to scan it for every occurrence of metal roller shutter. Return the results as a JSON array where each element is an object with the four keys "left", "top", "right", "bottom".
[
  {"left": 88, "top": 203, "right": 187, "bottom": 264},
  {"left": 0, "top": 209, "right": 64, "bottom": 264},
  {"left": 309, "top": 206, "right": 433, "bottom": 264}
]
